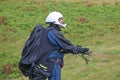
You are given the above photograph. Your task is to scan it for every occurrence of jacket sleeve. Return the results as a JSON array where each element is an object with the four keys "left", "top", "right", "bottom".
[{"left": 48, "top": 30, "right": 84, "bottom": 54}]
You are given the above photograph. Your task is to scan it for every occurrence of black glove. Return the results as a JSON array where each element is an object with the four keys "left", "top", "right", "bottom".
[{"left": 81, "top": 47, "right": 89, "bottom": 55}]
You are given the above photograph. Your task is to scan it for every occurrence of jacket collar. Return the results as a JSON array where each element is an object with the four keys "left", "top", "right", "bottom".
[{"left": 48, "top": 24, "right": 61, "bottom": 31}]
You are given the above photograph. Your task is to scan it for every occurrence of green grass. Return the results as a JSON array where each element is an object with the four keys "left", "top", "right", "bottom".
[{"left": 0, "top": 0, "right": 120, "bottom": 80}]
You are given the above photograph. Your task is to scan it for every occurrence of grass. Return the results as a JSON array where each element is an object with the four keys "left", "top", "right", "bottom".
[
  {"left": 0, "top": 0, "right": 120, "bottom": 80},
  {"left": 62, "top": 53, "right": 120, "bottom": 80}
]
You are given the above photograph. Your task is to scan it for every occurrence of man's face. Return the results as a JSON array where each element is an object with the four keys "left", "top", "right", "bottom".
[{"left": 58, "top": 18, "right": 65, "bottom": 28}]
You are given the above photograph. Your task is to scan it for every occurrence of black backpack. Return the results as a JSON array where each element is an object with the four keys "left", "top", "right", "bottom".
[{"left": 19, "top": 24, "right": 55, "bottom": 77}]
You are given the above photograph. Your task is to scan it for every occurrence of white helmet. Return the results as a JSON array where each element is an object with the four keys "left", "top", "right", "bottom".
[{"left": 46, "top": 11, "right": 67, "bottom": 27}]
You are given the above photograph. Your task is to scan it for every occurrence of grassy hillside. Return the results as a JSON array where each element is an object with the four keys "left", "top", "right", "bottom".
[{"left": 0, "top": 0, "right": 120, "bottom": 80}]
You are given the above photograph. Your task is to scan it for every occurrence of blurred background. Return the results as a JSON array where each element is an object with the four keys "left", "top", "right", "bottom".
[{"left": 0, "top": 0, "right": 120, "bottom": 80}]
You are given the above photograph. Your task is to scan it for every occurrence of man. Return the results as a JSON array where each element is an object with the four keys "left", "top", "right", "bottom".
[{"left": 45, "top": 11, "right": 90, "bottom": 80}]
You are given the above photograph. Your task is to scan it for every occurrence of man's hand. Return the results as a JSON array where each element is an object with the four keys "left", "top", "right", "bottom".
[
  {"left": 81, "top": 48, "right": 91, "bottom": 55},
  {"left": 81, "top": 48, "right": 92, "bottom": 64}
]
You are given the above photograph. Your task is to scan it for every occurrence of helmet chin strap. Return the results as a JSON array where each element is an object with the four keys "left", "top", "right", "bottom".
[
  {"left": 61, "top": 24, "right": 67, "bottom": 28},
  {"left": 55, "top": 22, "right": 67, "bottom": 28},
  {"left": 48, "top": 22, "right": 67, "bottom": 29}
]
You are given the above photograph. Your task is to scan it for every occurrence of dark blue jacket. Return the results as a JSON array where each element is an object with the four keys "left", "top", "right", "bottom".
[{"left": 47, "top": 25, "right": 84, "bottom": 63}]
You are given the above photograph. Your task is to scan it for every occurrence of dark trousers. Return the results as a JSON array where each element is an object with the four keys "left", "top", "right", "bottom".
[{"left": 48, "top": 62, "right": 61, "bottom": 80}]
